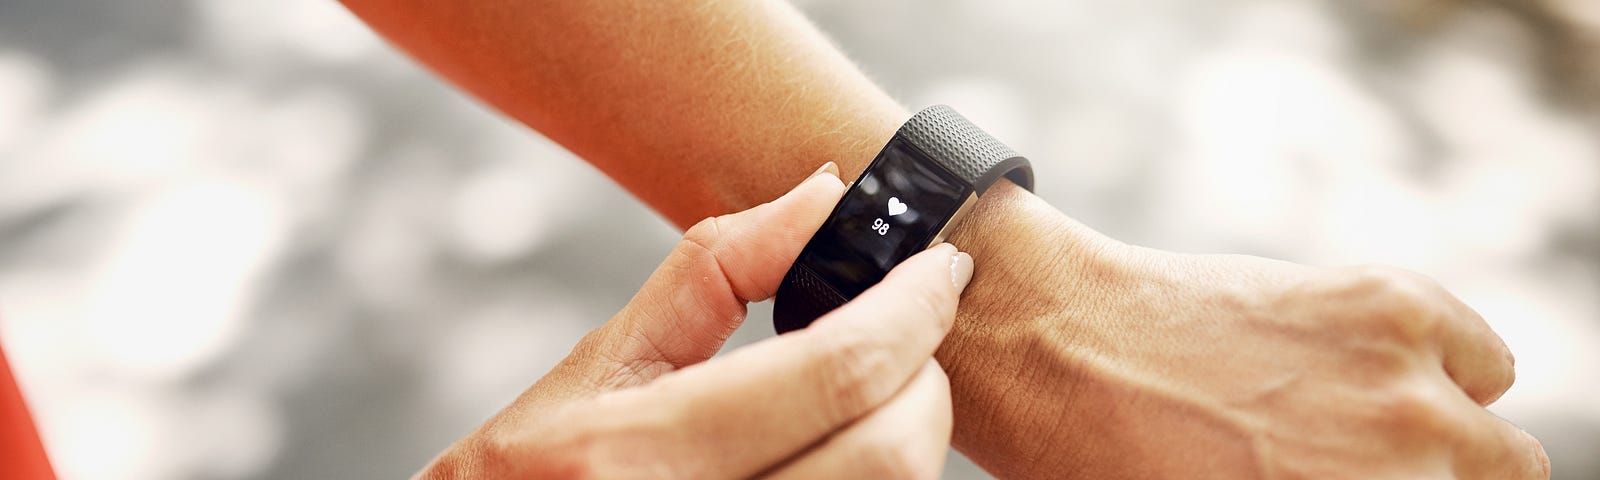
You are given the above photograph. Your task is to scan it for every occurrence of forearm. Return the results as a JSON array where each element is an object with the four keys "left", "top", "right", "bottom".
[{"left": 341, "top": 0, "right": 905, "bottom": 228}]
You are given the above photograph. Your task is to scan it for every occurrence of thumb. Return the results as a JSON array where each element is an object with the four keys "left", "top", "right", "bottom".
[{"left": 601, "top": 163, "right": 847, "bottom": 376}]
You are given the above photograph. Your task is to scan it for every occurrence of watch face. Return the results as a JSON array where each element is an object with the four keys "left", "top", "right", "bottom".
[{"left": 801, "top": 139, "right": 972, "bottom": 298}]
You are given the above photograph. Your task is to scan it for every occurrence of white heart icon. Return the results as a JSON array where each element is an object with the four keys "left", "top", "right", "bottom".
[{"left": 887, "top": 197, "right": 908, "bottom": 216}]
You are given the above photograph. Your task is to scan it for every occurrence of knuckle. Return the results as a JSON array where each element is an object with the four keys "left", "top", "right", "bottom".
[
  {"left": 521, "top": 402, "right": 680, "bottom": 479},
  {"left": 1534, "top": 436, "right": 1552, "bottom": 479},
  {"left": 1339, "top": 266, "right": 1446, "bottom": 343},
  {"left": 478, "top": 426, "right": 586, "bottom": 478},
  {"left": 515, "top": 422, "right": 608, "bottom": 478},
  {"left": 812, "top": 328, "right": 899, "bottom": 421},
  {"left": 681, "top": 216, "right": 725, "bottom": 250},
  {"left": 1370, "top": 383, "right": 1453, "bottom": 434},
  {"left": 675, "top": 216, "right": 727, "bottom": 269},
  {"left": 1499, "top": 429, "right": 1551, "bottom": 480}
]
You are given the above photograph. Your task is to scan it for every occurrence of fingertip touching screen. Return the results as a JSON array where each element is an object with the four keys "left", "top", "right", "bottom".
[{"left": 800, "top": 139, "right": 971, "bottom": 298}]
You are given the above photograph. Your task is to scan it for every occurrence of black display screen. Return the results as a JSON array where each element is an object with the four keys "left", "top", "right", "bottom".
[{"left": 801, "top": 140, "right": 972, "bottom": 298}]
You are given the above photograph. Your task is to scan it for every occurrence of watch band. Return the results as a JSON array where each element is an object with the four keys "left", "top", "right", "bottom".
[
  {"left": 773, "top": 105, "right": 1032, "bottom": 334},
  {"left": 897, "top": 105, "right": 1034, "bottom": 193},
  {"left": 774, "top": 263, "right": 847, "bottom": 334}
]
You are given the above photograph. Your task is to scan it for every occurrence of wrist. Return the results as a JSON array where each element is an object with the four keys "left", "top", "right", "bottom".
[
  {"left": 815, "top": 105, "right": 1135, "bottom": 476},
  {"left": 937, "top": 180, "right": 1138, "bottom": 477},
  {"left": 943, "top": 179, "right": 1131, "bottom": 335}
]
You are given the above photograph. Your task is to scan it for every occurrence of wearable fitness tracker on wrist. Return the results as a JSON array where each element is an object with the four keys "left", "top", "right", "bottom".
[{"left": 773, "top": 105, "right": 1034, "bottom": 333}]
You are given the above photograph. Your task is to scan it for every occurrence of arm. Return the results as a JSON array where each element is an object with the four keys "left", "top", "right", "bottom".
[
  {"left": 341, "top": 0, "right": 904, "bottom": 227},
  {"left": 342, "top": 1, "right": 1547, "bottom": 478}
]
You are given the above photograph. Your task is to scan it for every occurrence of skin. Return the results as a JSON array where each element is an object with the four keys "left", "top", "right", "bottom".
[{"left": 341, "top": 0, "right": 1551, "bottom": 478}]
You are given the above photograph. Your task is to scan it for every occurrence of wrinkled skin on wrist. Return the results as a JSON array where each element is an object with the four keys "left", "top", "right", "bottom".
[{"left": 942, "top": 182, "right": 1548, "bottom": 479}]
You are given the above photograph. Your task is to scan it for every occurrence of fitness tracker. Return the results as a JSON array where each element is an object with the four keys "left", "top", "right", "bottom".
[{"left": 773, "top": 105, "right": 1034, "bottom": 333}]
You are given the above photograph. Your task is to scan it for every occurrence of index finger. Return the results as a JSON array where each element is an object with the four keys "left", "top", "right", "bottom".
[
  {"left": 602, "top": 243, "right": 972, "bottom": 479},
  {"left": 1347, "top": 267, "right": 1516, "bottom": 406}
]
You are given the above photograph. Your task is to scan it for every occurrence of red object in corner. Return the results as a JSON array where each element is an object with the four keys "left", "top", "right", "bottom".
[{"left": 0, "top": 342, "right": 55, "bottom": 480}]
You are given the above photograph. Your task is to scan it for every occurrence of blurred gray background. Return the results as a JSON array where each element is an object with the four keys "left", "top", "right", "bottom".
[{"left": 0, "top": 0, "right": 1596, "bottom": 478}]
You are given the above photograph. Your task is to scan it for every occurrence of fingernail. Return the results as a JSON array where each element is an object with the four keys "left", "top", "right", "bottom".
[
  {"left": 806, "top": 162, "right": 840, "bottom": 182},
  {"left": 950, "top": 249, "right": 973, "bottom": 292}
]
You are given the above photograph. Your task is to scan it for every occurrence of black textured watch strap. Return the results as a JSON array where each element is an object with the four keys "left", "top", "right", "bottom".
[
  {"left": 898, "top": 105, "right": 1034, "bottom": 193},
  {"left": 773, "top": 264, "right": 847, "bottom": 334}
]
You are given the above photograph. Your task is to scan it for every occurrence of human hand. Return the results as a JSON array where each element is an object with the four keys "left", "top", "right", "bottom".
[
  {"left": 942, "top": 182, "right": 1549, "bottom": 479},
  {"left": 416, "top": 163, "right": 976, "bottom": 479}
]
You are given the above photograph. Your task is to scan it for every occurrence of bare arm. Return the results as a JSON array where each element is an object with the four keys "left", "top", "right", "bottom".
[
  {"left": 343, "top": 0, "right": 904, "bottom": 227},
  {"left": 343, "top": 1, "right": 1547, "bottom": 478}
]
